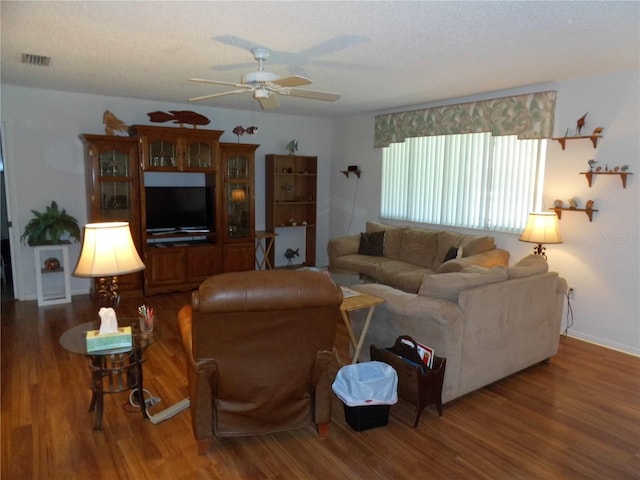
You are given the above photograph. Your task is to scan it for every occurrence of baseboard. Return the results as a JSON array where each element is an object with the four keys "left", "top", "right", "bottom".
[{"left": 563, "top": 331, "right": 640, "bottom": 357}]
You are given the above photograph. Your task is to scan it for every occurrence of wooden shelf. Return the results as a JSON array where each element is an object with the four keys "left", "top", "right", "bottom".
[
  {"left": 580, "top": 171, "right": 632, "bottom": 188},
  {"left": 551, "top": 207, "right": 598, "bottom": 222},
  {"left": 552, "top": 135, "right": 603, "bottom": 150},
  {"left": 266, "top": 154, "right": 317, "bottom": 268}
]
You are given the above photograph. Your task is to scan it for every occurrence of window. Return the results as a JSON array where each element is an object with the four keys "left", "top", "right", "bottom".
[{"left": 381, "top": 133, "right": 546, "bottom": 233}]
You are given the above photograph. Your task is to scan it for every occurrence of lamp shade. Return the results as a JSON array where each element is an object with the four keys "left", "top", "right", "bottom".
[
  {"left": 519, "top": 212, "right": 563, "bottom": 245},
  {"left": 230, "top": 188, "right": 247, "bottom": 203},
  {"left": 74, "top": 222, "right": 145, "bottom": 277}
]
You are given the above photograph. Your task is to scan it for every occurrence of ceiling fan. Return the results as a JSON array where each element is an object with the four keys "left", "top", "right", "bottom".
[{"left": 188, "top": 47, "right": 341, "bottom": 110}]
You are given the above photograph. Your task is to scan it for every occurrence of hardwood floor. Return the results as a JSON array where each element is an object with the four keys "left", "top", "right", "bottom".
[{"left": 2, "top": 292, "right": 639, "bottom": 479}]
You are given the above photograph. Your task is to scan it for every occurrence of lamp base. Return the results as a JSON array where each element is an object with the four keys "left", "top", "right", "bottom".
[
  {"left": 96, "top": 276, "right": 121, "bottom": 308},
  {"left": 532, "top": 244, "right": 547, "bottom": 259}
]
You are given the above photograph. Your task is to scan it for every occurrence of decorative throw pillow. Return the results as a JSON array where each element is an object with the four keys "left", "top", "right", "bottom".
[
  {"left": 358, "top": 231, "right": 385, "bottom": 256},
  {"left": 442, "top": 246, "right": 463, "bottom": 263},
  {"left": 443, "top": 246, "right": 459, "bottom": 263}
]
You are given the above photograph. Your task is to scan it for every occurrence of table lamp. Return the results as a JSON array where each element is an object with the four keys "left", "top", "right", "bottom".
[
  {"left": 74, "top": 222, "right": 145, "bottom": 307},
  {"left": 519, "top": 212, "right": 563, "bottom": 259},
  {"left": 231, "top": 187, "right": 247, "bottom": 228}
]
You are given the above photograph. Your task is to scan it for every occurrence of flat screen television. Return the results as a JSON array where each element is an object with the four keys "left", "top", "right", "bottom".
[{"left": 145, "top": 186, "right": 215, "bottom": 233}]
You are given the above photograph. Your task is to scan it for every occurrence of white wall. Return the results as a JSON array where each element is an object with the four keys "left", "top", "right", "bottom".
[
  {"left": 330, "top": 70, "right": 640, "bottom": 355},
  {"left": 1, "top": 86, "right": 333, "bottom": 299}
]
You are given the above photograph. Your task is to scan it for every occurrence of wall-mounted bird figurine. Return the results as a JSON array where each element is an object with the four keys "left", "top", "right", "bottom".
[
  {"left": 576, "top": 112, "right": 588, "bottom": 135},
  {"left": 592, "top": 127, "right": 603, "bottom": 136}
]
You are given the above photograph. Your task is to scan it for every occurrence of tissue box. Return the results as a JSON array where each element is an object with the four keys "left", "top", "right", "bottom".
[{"left": 86, "top": 326, "right": 132, "bottom": 352}]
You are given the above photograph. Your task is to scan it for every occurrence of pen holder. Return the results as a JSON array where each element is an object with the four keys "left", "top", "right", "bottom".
[{"left": 139, "top": 314, "right": 154, "bottom": 338}]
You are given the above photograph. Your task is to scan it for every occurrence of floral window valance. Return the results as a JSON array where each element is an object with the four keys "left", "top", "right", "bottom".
[{"left": 374, "top": 90, "right": 556, "bottom": 148}]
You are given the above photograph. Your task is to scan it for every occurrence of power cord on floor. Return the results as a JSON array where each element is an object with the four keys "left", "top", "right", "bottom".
[
  {"left": 562, "top": 288, "right": 574, "bottom": 337},
  {"left": 345, "top": 176, "right": 360, "bottom": 236},
  {"left": 127, "top": 388, "right": 190, "bottom": 424}
]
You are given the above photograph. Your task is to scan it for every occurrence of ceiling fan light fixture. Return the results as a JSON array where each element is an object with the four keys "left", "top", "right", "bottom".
[
  {"left": 243, "top": 71, "right": 279, "bottom": 85},
  {"left": 254, "top": 88, "right": 270, "bottom": 99}
]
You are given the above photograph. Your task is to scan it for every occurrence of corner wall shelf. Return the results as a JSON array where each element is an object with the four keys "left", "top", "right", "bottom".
[
  {"left": 580, "top": 171, "right": 632, "bottom": 188},
  {"left": 552, "top": 135, "right": 603, "bottom": 150},
  {"left": 551, "top": 207, "right": 598, "bottom": 222}
]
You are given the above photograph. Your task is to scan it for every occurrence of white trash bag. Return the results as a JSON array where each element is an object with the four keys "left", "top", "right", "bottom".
[{"left": 332, "top": 361, "right": 398, "bottom": 407}]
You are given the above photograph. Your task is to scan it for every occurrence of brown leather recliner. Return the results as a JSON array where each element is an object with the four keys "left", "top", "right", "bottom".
[{"left": 177, "top": 270, "right": 343, "bottom": 455}]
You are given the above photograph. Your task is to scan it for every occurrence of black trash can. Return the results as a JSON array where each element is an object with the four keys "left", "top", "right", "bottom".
[{"left": 332, "top": 361, "right": 398, "bottom": 431}]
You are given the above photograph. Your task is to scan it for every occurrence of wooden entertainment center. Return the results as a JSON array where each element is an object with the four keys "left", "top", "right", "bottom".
[{"left": 81, "top": 126, "right": 258, "bottom": 296}]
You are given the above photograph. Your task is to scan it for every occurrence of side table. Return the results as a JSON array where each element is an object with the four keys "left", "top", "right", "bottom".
[
  {"left": 59, "top": 319, "right": 157, "bottom": 430},
  {"left": 34, "top": 243, "right": 71, "bottom": 306},
  {"left": 255, "top": 230, "right": 278, "bottom": 270},
  {"left": 339, "top": 287, "right": 384, "bottom": 364}
]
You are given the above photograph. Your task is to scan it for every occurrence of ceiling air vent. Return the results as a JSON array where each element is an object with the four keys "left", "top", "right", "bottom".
[{"left": 21, "top": 53, "right": 51, "bottom": 67}]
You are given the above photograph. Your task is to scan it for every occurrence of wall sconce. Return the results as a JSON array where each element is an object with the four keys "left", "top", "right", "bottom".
[
  {"left": 519, "top": 212, "right": 563, "bottom": 259},
  {"left": 74, "top": 222, "right": 145, "bottom": 307},
  {"left": 341, "top": 165, "right": 361, "bottom": 178}
]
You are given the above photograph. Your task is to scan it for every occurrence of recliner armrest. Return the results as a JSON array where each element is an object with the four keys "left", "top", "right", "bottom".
[{"left": 177, "top": 304, "right": 218, "bottom": 452}]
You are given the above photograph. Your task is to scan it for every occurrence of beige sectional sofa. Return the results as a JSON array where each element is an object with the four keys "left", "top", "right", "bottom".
[
  {"left": 349, "top": 255, "right": 567, "bottom": 403},
  {"left": 328, "top": 221, "right": 510, "bottom": 293}
]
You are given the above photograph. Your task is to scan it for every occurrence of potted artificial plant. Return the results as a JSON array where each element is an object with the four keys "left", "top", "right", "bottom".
[{"left": 20, "top": 201, "right": 81, "bottom": 246}]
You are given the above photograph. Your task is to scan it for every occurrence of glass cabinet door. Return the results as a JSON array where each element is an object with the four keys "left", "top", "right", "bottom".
[
  {"left": 226, "top": 155, "right": 249, "bottom": 180},
  {"left": 186, "top": 141, "right": 213, "bottom": 169},
  {"left": 99, "top": 149, "right": 130, "bottom": 177},
  {"left": 148, "top": 139, "right": 177, "bottom": 168},
  {"left": 98, "top": 149, "right": 133, "bottom": 221},
  {"left": 226, "top": 183, "right": 250, "bottom": 239}
]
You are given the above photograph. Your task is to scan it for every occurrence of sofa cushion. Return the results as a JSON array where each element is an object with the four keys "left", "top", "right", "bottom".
[
  {"left": 392, "top": 269, "right": 434, "bottom": 293},
  {"left": 459, "top": 235, "right": 495, "bottom": 257},
  {"left": 358, "top": 231, "right": 385, "bottom": 256},
  {"left": 366, "top": 221, "right": 404, "bottom": 258},
  {"left": 331, "top": 254, "right": 393, "bottom": 273},
  {"left": 418, "top": 266, "right": 508, "bottom": 301},
  {"left": 437, "top": 231, "right": 464, "bottom": 262},
  {"left": 507, "top": 254, "right": 549, "bottom": 279},
  {"left": 398, "top": 228, "right": 439, "bottom": 269}
]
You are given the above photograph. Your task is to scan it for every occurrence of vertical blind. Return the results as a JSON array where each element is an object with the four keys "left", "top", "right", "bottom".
[{"left": 381, "top": 133, "right": 546, "bottom": 232}]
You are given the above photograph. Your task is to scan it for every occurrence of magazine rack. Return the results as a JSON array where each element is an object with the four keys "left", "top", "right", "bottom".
[{"left": 370, "top": 335, "right": 446, "bottom": 427}]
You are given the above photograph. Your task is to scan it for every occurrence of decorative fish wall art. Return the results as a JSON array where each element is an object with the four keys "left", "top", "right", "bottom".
[{"left": 147, "top": 110, "right": 210, "bottom": 128}]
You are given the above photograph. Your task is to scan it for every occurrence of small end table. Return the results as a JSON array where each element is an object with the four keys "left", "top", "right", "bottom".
[
  {"left": 255, "top": 231, "right": 278, "bottom": 270},
  {"left": 59, "top": 319, "right": 157, "bottom": 430},
  {"left": 339, "top": 287, "right": 384, "bottom": 364}
]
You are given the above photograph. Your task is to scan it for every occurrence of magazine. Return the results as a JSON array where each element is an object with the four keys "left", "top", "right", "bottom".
[
  {"left": 340, "top": 286, "right": 362, "bottom": 298},
  {"left": 401, "top": 337, "right": 434, "bottom": 368}
]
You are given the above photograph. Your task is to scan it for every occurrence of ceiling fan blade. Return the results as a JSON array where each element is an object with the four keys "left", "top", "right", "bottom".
[
  {"left": 300, "top": 35, "right": 369, "bottom": 57},
  {"left": 189, "top": 78, "right": 249, "bottom": 89},
  {"left": 189, "top": 89, "right": 252, "bottom": 102},
  {"left": 272, "top": 75, "right": 312, "bottom": 88},
  {"left": 258, "top": 94, "right": 280, "bottom": 110},
  {"left": 283, "top": 88, "right": 341, "bottom": 102}
]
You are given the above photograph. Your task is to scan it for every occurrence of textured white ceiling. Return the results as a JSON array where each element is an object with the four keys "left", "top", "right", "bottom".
[{"left": 2, "top": 1, "right": 639, "bottom": 118}]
